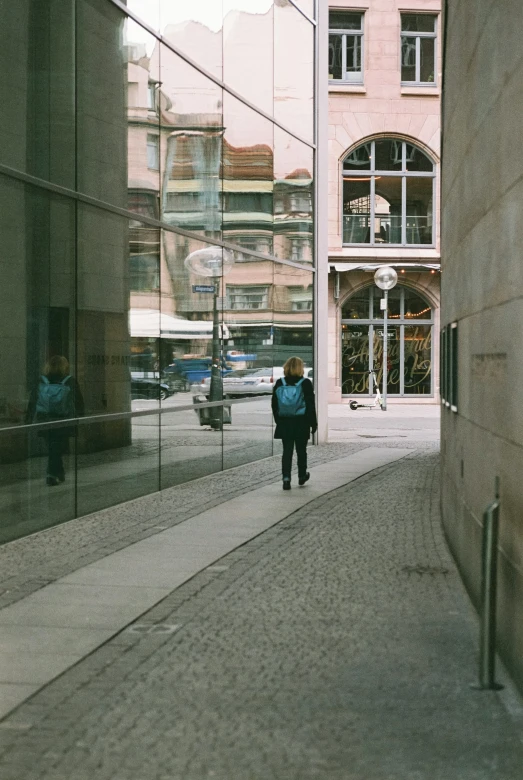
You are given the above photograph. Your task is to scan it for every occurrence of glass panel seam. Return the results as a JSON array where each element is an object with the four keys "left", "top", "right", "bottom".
[{"left": 288, "top": 0, "right": 317, "bottom": 25}]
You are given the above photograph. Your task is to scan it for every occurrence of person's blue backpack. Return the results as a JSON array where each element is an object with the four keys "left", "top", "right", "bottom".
[
  {"left": 35, "top": 375, "right": 73, "bottom": 418},
  {"left": 276, "top": 377, "right": 306, "bottom": 418}
]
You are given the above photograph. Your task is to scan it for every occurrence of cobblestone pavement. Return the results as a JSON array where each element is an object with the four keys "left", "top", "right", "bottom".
[{"left": 1, "top": 447, "right": 522, "bottom": 779}]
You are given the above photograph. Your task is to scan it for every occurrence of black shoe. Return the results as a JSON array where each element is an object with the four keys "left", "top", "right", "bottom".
[
  {"left": 46, "top": 476, "right": 60, "bottom": 486},
  {"left": 298, "top": 472, "right": 310, "bottom": 486},
  {"left": 283, "top": 479, "right": 291, "bottom": 491}
]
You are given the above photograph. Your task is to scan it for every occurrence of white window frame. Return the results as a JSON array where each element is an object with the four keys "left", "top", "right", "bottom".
[
  {"left": 329, "top": 12, "right": 364, "bottom": 84},
  {"left": 400, "top": 14, "right": 437, "bottom": 86}
]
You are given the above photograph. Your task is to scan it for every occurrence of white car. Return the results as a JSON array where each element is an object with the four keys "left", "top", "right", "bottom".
[{"left": 191, "top": 367, "right": 312, "bottom": 399}]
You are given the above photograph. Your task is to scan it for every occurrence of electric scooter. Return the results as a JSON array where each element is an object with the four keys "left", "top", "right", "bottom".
[{"left": 349, "top": 369, "right": 383, "bottom": 410}]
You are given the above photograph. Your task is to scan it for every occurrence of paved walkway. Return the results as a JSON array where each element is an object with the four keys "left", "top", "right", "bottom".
[{"left": 0, "top": 412, "right": 522, "bottom": 779}]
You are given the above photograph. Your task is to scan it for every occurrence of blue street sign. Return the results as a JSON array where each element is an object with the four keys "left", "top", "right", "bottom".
[{"left": 192, "top": 284, "right": 216, "bottom": 293}]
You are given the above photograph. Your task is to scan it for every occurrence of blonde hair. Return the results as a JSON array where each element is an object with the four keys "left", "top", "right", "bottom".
[
  {"left": 44, "top": 355, "right": 70, "bottom": 377},
  {"left": 283, "top": 356, "right": 304, "bottom": 378}
]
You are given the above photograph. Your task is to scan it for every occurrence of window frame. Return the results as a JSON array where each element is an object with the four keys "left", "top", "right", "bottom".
[
  {"left": 146, "top": 133, "right": 160, "bottom": 171},
  {"left": 400, "top": 14, "right": 438, "bottom": 86},
  {"left": 226, "top": 285, "right": 270, "bottom": 311},
  {"left": 340, "top": 284, "right": 434, "bottom": 397},
  {"left": 341, "top": 139, "right": 436, "bottom": 248},
  {"left": 328, "top": 12, "right": 364, "bottom": 85}
]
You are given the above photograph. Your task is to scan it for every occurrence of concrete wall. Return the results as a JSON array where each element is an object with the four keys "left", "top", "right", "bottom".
[{"left": 441, "top": 0, "right": 523, "bottom": 691}]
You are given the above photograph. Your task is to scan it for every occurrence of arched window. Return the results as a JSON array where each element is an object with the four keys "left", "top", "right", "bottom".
[
  {"left": 342, "top": 138, "right": 435, "bottom": 246},
  {"left": 341, "top": 284, "right": 433, "bottom": 396}
]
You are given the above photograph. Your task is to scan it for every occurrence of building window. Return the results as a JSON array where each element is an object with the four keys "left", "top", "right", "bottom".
[
  {"left": 227, "top": 286, "right": 269, "bottom": 310},
  {"left": 147, "top": 134, "right": 159, "bottom": 170},
  {"left": 290, "top": 238, "right": 312, "bottom": 262},
  {"left": 341, "top": 285, "right": 434, "bottom": 397},
  {"left": 147, "top": 82, "right": 157, "bottom": 111},
  {"left": 289, "top": 286, "right": 313, "bottom": 312},
  {"left": 342, "top": 138, "right": 435, "bottom": 246},
  {"left": 130, "top": 253, "right": 160, "bottom": 292},
  {"left": 401, "top": 14, "right": 437, "bottom": 85},
  {"left": 329, "top": 11, "right": 363, "bottom": 84},
  {"left": 128, "top": 190, "right": 158, "bottom": 223}
]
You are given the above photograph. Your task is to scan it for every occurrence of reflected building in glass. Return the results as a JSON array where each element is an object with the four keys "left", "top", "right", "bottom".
[
  {"left": 327, "top": 2, "right": 441, "bottom": 402},
  {"left": 0, "top": 0, "right": 321, "bottom": 542}
]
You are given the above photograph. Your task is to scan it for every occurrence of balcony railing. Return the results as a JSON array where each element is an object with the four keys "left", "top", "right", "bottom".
[{"left": 343, "top": 214, "right": 431, "bottom": 245}]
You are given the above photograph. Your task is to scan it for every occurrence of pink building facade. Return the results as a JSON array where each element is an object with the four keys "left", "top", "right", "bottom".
[{"left": 327, "top": 0, "right": 441, "bottom": 403}]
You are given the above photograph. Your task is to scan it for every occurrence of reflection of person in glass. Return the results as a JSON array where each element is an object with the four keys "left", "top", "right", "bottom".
[
  {"left": 27, "top": 356, "right": 84, "bottom": 486},
  {"left": 272, "top": 357, "right": 317, "bottom": 491}
]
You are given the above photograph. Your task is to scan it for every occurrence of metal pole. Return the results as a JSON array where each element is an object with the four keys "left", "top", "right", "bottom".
[
  {"left": 476, "top": 499, "right": 503, "bottom": 690},
  {"left": 382, "top": 290, "right": 388, "bottom": 410},
  {"left": 209, "top": 286, "right": 223, "bottom": 430}
]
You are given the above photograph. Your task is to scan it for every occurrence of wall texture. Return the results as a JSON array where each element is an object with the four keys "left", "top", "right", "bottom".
[{"left": 441, "top": 0, "right": 523, "bottom": 691}]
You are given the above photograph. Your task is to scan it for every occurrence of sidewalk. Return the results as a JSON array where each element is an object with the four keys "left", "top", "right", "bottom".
[{"left": 1, "top": 425, "right": 522, "bottom": 778}]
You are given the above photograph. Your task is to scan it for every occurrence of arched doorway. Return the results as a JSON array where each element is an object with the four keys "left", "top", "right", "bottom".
[{"left": 341, "top": 284, "right": 433, "bottom": 397}]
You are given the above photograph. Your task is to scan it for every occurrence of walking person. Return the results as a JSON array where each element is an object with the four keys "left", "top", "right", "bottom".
[
  {"left": 272, "top": 356, "right": 317, "bottom": 490},
  {"left": 27, "top": 355, "right": 84, "bottom": 486}
]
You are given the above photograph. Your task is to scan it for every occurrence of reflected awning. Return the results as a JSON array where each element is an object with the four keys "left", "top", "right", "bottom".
[
  {"left": 130, "top": 309, "right": 229, "bottom": 340},
  {"left": 329, "top": 262, "right": 440, "bottom": 272}
]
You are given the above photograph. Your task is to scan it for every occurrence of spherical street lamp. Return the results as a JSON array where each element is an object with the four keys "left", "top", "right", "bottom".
[
  {"left": 185, "top": 247, "right": 234, "bottom": 429},
  {"left": 374, "top": 266, "right": 398, "bottom": 411}
]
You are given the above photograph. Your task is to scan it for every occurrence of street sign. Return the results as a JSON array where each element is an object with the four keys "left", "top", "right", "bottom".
[{"left": 192, "top": 284, "right": 216, "bottom": 293}]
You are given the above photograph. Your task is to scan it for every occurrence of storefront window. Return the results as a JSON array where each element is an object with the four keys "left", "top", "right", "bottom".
[{"left": 341, "top": 285, "right": 433, "bottom": 396}]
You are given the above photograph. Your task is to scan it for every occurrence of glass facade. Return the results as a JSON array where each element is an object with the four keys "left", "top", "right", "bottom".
[
  {"left": 0, "top": 0, "right": 316, "bottom": 543},
  {"left": 341, "top": 285, "right": 433, "bottom": 397}
]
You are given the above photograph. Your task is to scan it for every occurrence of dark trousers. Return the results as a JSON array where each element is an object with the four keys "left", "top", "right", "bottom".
[
  {"left": 281, "top": 432, "right": 308, "bottom": 481},
  {"left": 47, "top": 432, "right": 66, "bottom": 480}
]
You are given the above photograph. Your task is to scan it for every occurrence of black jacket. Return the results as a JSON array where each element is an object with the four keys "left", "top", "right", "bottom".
[{"left": 272, "top": 375, "right": 317, "bottom": 440}]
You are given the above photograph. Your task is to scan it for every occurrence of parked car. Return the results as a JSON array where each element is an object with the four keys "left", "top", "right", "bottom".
[
  {"left": 191, "top": 367, "right": 312, "bottom": 399},
  {"left": 131, "top": 374, "right": 173, "bottom": 401}
]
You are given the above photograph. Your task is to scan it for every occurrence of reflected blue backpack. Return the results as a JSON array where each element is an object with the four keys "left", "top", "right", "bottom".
[
  {"left": 276, "top": 377, "right": 306, "bottom": 418},
  {"left": 36, "top": 375, "right": 73, "bottom": 418}
]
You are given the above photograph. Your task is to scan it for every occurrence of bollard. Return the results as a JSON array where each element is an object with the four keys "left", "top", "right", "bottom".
[{"left": 474, "top": 497, "right": 504, "bottom": 690}]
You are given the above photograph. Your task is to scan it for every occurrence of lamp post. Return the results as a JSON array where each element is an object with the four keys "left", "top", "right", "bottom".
[
  {"left": 185, "top": 247, "right": 234, "bottom": 429},
  {"left": 374, "top": 266, "right": 398, "bottom": 411}
]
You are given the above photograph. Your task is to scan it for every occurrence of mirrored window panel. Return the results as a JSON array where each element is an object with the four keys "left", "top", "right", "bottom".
[
  {"left": 274, "top": 1, "right": 314, "bottom": 143},
  {"left": 222, "top": 255, "right": 274, "bottom": 378},
  {"left": 223, "top": 0, "right": 274, "bottom": 116},
  {"left": 222, "top": 93, "right": 274, "bottom": 256},
  {"left": 273, "top": 264, "right": 313, "bottom": 372},
  {"left": 0, "top": 176, "right": 77, "bottom": 540},
  {"left": 274, "top": 129, "right": 313, "bottom": 264},
  {"left": 159, "top": 45, "right": 223, "bottom": 242},
  {"left": 77, "top": 205, "right": 135, "bottom": 421},
  {"left": 160, "top": 0, "right": 223, "bottom": 80},
  {"left": 127, "top": 0, "right": 160, "bottom": 32},
  {"left": 0, "top": 0, "right": 76, "bottom": 188},
  {"left": 126, "top": 18, "right": 161, "bottom": 221},
  {"left": 77, "top": 414, "right": 160, "bottom": 517},
  {"left": 76, "top": 0, "right": 128, "bottom": 208},
  {"left": 0, "top": 176, "right": 76, "bottom": 431}
]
